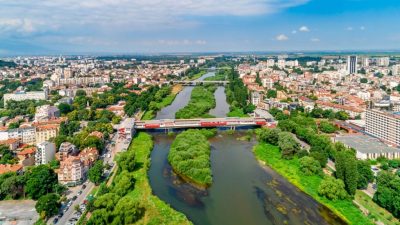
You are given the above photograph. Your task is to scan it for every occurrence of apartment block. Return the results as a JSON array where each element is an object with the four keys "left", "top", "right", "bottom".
[
  {"left": 35, "top": 141, "right": 56, "bottom": 165},
  {"left": 365, "top": 109, "right": 400, "bottom": 147}
]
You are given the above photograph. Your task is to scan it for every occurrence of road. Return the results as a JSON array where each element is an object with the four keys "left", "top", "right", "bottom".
[{"left": 50, "top": 122, "right": 127, "bottom": 225}]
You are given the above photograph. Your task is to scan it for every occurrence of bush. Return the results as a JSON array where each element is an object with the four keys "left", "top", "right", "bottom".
[
  {"left": 299, "top": 156, "right": 322, "bottom": 175},
  {"left": 318, "top": 176, "right": 347, "bottom": 201},
  {"left": 168, "top": 129, "right": 212, "bottom": 185}
]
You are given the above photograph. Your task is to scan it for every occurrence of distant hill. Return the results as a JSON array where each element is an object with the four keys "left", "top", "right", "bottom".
[{"left": 0, "top": 60, "right": 16, "bottom": 68}]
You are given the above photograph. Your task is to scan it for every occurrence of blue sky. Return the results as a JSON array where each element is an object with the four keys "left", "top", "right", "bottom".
[{"left": 0, "top": 0, "right": 400, "bottom": 55}]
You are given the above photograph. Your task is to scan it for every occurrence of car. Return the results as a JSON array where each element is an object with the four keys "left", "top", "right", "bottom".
[
  {"left": 78, "top": 190, "right": 83, "bottom": 195},
  {"left": 72, "top": 196, "right": 77, "bottom": 201},
  {"left": 82, "top": 184, "right": 86, "bottom": 189},
  {"left": 53, "top": 218, "right": 59, "bottom": 224}
]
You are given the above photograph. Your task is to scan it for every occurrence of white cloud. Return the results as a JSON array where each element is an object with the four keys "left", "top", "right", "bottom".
[
  {"left": 276, "top": 34, "right": 288, "bottom": 41},
  {"left": 157, "top": 39, "right": 207, "bottom": 45},
  {"left": 360, "top": 26, "right": 365, "bottom": 30},
  {"left": 347, "top": 26, "right": 353, "bottom": 31},
  {"left": 0, "top": 0, "right": 309, "bottom": 35},
  {"left": 291, "top": 30, "right": 297, "bottom": 34},
  {"left": 310, "top": 38, "right": 320, "bottom": 42},
  {"left": 299, "top": 26, "right": 309, "bottom": 32}
]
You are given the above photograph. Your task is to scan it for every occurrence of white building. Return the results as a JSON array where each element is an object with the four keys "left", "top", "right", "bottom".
[
  {"left": 0, "top": 127, "right": 36, "bottom": 145},
  {"left": 34, "top": 105, "right": 60, "bottom": 122},
  {"left": 35, "top": 141, "right": 56, "bottom": 165},
  {"left": 251, "top": 92, "right": 262, "bottom": 106},
  {"left": 377, "top": 57, "right": 390, "bottom": 67},
  {"left": 392, "top": 64, "right": 400, "bottom": 76},
  {"left": 118, "top": 118, "right": 136, "bottom": 140},
  {"left": 262, "top": 78, "right": 274, "bottom": 89},
  {"left": 3, "top": 91, "right": 47, "bottom": 107},
  {"left": 347, "top": 55, "right": 357, "bottom": 75},
  {"left": 365, "top": 109, "right": 400, "bottom": 147}
]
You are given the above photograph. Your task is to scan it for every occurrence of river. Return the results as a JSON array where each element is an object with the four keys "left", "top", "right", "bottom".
[{"left": 148, "top": 71, "right": 345, "bottom": 225}]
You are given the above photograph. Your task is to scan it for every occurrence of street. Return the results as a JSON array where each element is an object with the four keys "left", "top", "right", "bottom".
[{"left": 49, "top": 121, "right": 128, "bottom": 225}]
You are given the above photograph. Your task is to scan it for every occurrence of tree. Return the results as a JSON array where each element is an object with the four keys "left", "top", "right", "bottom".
[
  {"left": 360, "top": 78, "right": 368, "bottom": 83},
  {"left": 319, "top": 121, "right": 336, "bottom": 133},
  {"left": 25, "top": 165, "right": 59, "bottom": 199},
  {"left": 299, "top": 156, "right": 322, "bottom": 176},
  {"left": 112, "top": 196, "right": 144, "bottom": 224},
  {"left": 255, "top": 128, "right": 281, "bottom": 145},
  {"left": 335, "top": 111, "right": 350, "bottom": 120},
  {"left": 373, "top": 171, "right": 400, "bottom": 218},
  {"left": 94, "top": 193, "right": 120, "bottom": 210},
  {"left": 0, "top": 172, "right": 24, "bottom": 199},
  {"left": 335, "top": 151, "right": 358, "bottom": 196},
  {"left": 58, "top": 103, "right": 73, "bottom": 115},
  {"left": 278, "top": 132, "right": 300, "bottom": 159},
  {"left": 35, "top": 193, "right": 60, "bottom": 219},
  {"left": 112, "top": 171, "right": 134, "bottom": 197},
  {"left": 117, "top": 151, "right": 136, "bottom": 172},
  {"left": 266, "top": 89, "right": 277, "bottom": 98},
  {"left": 356, "top": 160, "right": 374, "bottom": 189},
  {"left": 318, "top": 176, "right": 347, "bottom": 201},
  {"left": 88, "top": 160, "right": 104, "bottom": 185}
]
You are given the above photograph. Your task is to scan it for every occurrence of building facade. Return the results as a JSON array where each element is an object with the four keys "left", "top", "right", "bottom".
[
  {"left": 35, "top": 141, "right": 56, "bottom": 165},
  {"left": 365, "top": 109, "right": 400, "bottom": 147}
]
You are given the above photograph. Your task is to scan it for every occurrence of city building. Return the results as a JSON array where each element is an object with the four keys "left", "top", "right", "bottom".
[
  {"left": 334, "top": 135, "right": 400, "bottom": 159},
  {"left": 0, "top": 127, "right": 36, "bottom": 145},
  {"left": 0, "top": 164, "right": 23, "bottom": 175},
  {"left": 56, "top": 142, "right": 78, "bottom": 161},
  {"left": 35, "top": 124, "right": 59, "bottom": 144},
  {"left": 365, "top": 109, "right": 400, "bottom": 147},
  {"left": 251, "top": 91, "right": 262, "bottom": 106},
  {"left": 34, "top": 105, "right": 60, "bottom": 122},
  {"left": 35, "top": 141, "right": 56, "bottom": 165},
  {"left": 3, "top": 91, "right": 47, "bottom": 107},
  {"left": 118, "top": 118, "right": 135, "bottom": 140},
  {"left": 17, "top": 147, "right": 36, "bottom": 167},
  {"left": 347, "top": 55, "right": 357, "bottom": 74},
  {"left": 58, "top": 156, "right": 84, "bottom": 186}
]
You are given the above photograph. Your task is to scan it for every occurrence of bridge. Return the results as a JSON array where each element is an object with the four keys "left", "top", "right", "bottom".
[
  {"left": 170, "top": 80, "right": 229, "bottom": 86},
  {"left": 134, "top": 117, "right": 276, "bottom": 130}
]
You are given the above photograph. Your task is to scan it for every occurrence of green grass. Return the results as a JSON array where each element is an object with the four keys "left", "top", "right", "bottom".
[
  {"left": 254, "top": 143, "right": 374, "bottom": 225},
  {"left": 141, "top": 87, "right": 180, "bottom": 120},
  {"left": 227, "top": 107, "right": 249, "bottom": 117},
  {"left": 355, "top": 190, "right": 400, "bottom": 225},
  {"left": 175, "top": 85, "right": 216, "bottom": 119},
  {"left": 186, "top": 70, "right": 206, "bottom": 80},
  {"left": 128, "top": 132, "right": 192, "bottom": 225},
  {"left": 141, "top": 110, "right": 155, "bottom": 120}
]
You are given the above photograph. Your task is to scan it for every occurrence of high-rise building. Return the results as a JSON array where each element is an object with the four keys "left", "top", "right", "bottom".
[
  {"left": 377, "top": 57, "right": 390, "bottom": 67},
  {"left": 392, "top": 64, "right": 400, "bottom": 76},
  {"left": 361, "top": 57, "right": 369, "bottom": 67},
  {"left": 35, "top": 141, "right": 56, "bottom": 165},
  {"left": 347, "top": 55, "right": 357, "bottom": 74},
  {"left": 365, "top": 109, "right": 400, "bottom": 147}
]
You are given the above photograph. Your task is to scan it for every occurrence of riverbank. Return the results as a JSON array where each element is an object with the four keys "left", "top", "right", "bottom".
[
  {"left": 128, "top": 132, "right": 192, "bottom": 225},
  {"left": 142, "top": 84, "right": 183, "bottom": 120},
  {"left": 254, "top": 143, "right": 374, "bottom": 225},
  {"left": 168, "top": 130, "right": 212, "bottom": 187}
]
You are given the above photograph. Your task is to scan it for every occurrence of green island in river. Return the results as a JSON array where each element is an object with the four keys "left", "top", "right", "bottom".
[{"left": 168, "top": 129, "right": 214, "bottom": 187}]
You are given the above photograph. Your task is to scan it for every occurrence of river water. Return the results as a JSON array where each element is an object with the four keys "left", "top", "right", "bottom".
[{"left": 148, "top": 71, "right": 345, "bottom": 225}]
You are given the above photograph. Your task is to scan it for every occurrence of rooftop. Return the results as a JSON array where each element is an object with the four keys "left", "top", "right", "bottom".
[{"left": 334, "top": 135, "right": 400, "bottom": 154}]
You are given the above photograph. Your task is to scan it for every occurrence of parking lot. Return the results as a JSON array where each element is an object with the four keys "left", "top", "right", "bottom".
[{"left": 0, "top": 200, "right": 38, "bottom": 225}]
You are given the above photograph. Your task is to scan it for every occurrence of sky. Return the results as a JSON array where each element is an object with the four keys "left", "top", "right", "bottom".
[{"left": 0, "top": 0, "right": 400, "bottom": 55}]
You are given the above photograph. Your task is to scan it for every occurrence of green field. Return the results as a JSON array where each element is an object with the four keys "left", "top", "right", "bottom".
[
  {"left": 355, "top": 191, "right": 400, "bottom": 225},
  {"left": 254, "top": 143, "right": 374, "bottom": 225}
]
